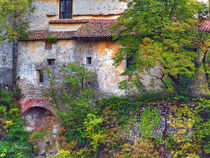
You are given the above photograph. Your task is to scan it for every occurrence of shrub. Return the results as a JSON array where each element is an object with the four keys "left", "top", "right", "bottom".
[{"left": 0, "top": 88, "right": 33, "bottom": 158}]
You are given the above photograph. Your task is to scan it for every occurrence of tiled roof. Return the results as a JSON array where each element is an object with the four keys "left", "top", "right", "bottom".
[
  {"left": 21, "top": 19, "right": 209, "bottom": 41},
  {"left": 74, "top": 19, "right": 117, "bottom": 38},
  {"left": 24, "top": 30, "right": 75, "bottom": 41},
  {"left": 198, "top": 20, "right": 210, "bottom": 32}
]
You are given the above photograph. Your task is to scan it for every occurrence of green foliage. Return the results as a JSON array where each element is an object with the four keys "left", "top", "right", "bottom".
[
  {"left": 168, "top": 98, "right": 210, "bottom": 157},
  {"left": 45, "top": 34, "right": 58, "bottom": 43},
  {"left": 46, "top": 63, "right": 209, "bottom": 158},
  {"left": 0, "top": 88, "right": 14, "bottom": 108},
  {"left": 0, "top": 88, "right": 33, "bottom": 158},
  {"left": 98, "top": 96, "right": 143, "bottom": 126},
  {"left": 47, "top": 150, "right": 72, "bottom": 158},
  {"left": 139, "top": 105, "right": 160, "bottom": 139},
  {"left": 112, "top": 0, "right": 208, "bottom": 99},
  {"left": 45, "top": 62, "right": 97, "bottom": 145},
  {"left": 114, "top": 138, "right": 159, "bottom": 158},
  {"left": 31, "top": 131, "right": 46, "bottom": 140},
  {"left": 0, "top": 0, "right": 34, "bottom": 43},
  {"left": 83, "top": 113, "right": 104, "bottom": 151}
]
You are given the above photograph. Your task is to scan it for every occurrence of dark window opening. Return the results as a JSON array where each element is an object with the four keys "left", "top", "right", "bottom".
[
  {"left": 185, "top": 46, "right": 198, "bottom": 52},
  {"left": 47, "top": 59, "right": 55, "bottom": 65},
  {"left": 45, "top": 41, "right": 52, "bottom": 50},
  {"left": 126, "top": 53, "right": 135, "bottom": 69},
  {"left": 38, "top": 70, "right": 44, "bottom": 83},
  {"left": 86, "top": 57, "right": 92, "bottom": 65},
  {"left": 60, "top": 0, "right": 72, "bottom": 19}
]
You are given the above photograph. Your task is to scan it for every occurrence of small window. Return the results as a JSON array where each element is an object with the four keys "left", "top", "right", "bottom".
[
  {"left": 47, "top": 59, "right": 55, "bottom": 65},
  {"left": 38, "top": 70, "right": 44, "bottom": 83},
  {"left": 45, "top": 41, "right": 52, "bottom": 50},
  {"left": 126, "top": 53, "right": 135, "bottom": 69},
  {"left": 86, "top": 57, "right": 92, "bottom": 65},
  {"left": 60, "top": 0, "right": 73, "bottom": 19}
]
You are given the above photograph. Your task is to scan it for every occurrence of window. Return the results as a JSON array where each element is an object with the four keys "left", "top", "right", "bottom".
[
  {"left": 38, "top": 70, "right": 44, "bottom": 83},
  {"left": 60, "top": 0, "right": 72, "bottom": 19},
  {"left": 86, "top": 57, "right": 92, "bottom": 65},
  {"left": 126, "top": 53, "right": 135, "bottom": 69},
  {"left": 47, "top": 59, "right": 55, "bottom": 65},
  {"left": 45, "top": 41, "right": 52, "bottom": 50}
]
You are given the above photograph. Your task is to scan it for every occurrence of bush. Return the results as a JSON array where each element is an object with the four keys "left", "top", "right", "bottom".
[{"left": 0, "top": 88, "right": 33, "bottom": 158}]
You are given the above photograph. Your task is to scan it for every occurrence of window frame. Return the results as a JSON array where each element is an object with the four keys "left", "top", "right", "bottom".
[
  {"left": 86, "top": 56, "right": 92, "bottom": 65},
  {"left": 45, "top": 41, "right": 52, "bottom": 50},
  {"left": 47, "top": 59, "right": 56, "bottom": 65},
  {"left": 59, "top": 0, "right": 73, "bottom": 19},
  {"left": 37, "top": 70, "right": 44, "bottom": 84}
]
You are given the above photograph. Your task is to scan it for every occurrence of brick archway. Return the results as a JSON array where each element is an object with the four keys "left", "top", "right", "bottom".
[
  {"left": 22, "top": 106, "right": 54, "bottom": 132},
  {"left": 20, "top": 99, "right": 54, "bottom": 115}
]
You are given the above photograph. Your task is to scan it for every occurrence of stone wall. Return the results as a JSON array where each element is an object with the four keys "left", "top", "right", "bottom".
[
  {"left": 0, "top": 41, "right": 13, "bottom": 85},
  {"left": 17, "top": 39, "right": 128, "bottom": 113},
  {"left": 25, "top": 0, "right": 127, "bottom": 30}
]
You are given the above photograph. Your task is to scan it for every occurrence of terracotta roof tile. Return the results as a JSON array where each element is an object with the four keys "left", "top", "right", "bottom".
[
  {"left": 24, "top": 30, "right": 75, "bottom": 41},
  {"left": 74, "top": 19, "right": 117, "bottom": 38},
  {"left": 198, "top": 20, "right": 210, "bottom": 32},
  {"left": 21, "top": 19, "right": 209, "bottom": 41}
]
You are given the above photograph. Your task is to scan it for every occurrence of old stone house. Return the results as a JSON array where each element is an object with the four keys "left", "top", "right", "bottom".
[
  {"left": 0, "top": 0, "right": 209, "bottom": 129},
  {"left": 0, "top": 0, "right": 130, "bottom": 129}
]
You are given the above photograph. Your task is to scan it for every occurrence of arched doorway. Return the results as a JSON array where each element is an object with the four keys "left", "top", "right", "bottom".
[{"left": 22, "top": 107, "right": 53, "bottom": 132}]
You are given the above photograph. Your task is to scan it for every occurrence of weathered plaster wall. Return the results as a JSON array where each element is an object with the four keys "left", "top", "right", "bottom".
[
  {"left": 26, "top": 0, "right": 126, "bottom": 30},
  {"left": 73, "top": 0, "right": 127, "bottom": 15},
  {"left": 24, "top": 0, "right": 57, "bottom": 30},
  {"left": 17, "top": 40, "right": 127, "bottom": 113},
  {"left": 0, "top": 42, "right": 13, "bottom": 85},
  {"left": 49, "top": 23, "right": 84, "bottom": 31}
]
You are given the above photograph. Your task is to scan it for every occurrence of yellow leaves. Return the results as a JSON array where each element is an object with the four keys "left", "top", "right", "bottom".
[
  {"left": 170, "top": 104, "right": 204, "bottom": 158},
  {"left": 114, "top": 138, "right": 159, "bottom": 158},
  {"left": 0, "top": 149, "right": 7, "bottom": 158},
  {"left": 3, "top": 120, "right": 13, "bottom": 129},
  {"left": 187, "top": 119, "right": 194, "bottom": 129}
]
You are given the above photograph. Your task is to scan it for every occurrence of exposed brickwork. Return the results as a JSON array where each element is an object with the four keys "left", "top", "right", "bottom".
[{"left": 21, "top": 99, "right": 49, "bottom": 114}]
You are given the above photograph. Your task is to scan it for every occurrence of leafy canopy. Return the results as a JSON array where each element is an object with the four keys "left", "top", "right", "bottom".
[
  {"left": 0, "top": 0, "right": 33, "bottom": 43},
  {"left": 45, "top": 62, "right": 97, "bottom": 145},
  {"left": 112, "top": 0, "right": 208, "bottom": 98}
]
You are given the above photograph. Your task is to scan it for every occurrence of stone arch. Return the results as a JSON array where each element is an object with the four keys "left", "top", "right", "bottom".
[
  {"left": 21, "top": 99, "right": 50, "bottom": 114},
  {"left": 22, "top": 106, "right": 54, "bottom": 132}
]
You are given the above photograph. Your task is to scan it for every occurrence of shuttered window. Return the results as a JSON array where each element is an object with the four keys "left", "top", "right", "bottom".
[{"left": 60, "top": 0, "right": 72, "bottom": 19}]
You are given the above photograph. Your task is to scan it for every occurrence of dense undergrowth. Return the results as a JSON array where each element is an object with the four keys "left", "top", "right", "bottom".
[
  {"left": 30, "top": 62, "right": 209, "bottom": 158},
  {"left": 0, "top": 88, "right": 33, "bottom": 158},
  {"left": 0, "top": 62, "right": 209, "bottom": 158}
]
